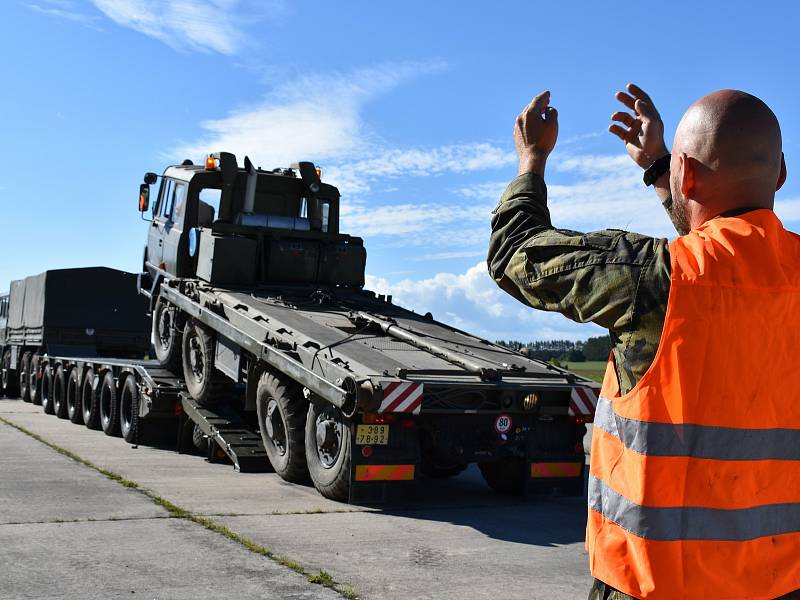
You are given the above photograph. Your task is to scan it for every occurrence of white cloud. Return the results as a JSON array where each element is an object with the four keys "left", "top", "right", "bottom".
[
  {"left": 26, "top": 0, "right": 103, "bottom": 28},
  {"left": 454, "top": 153, "right": 677, "bottom": 238},
  {"left": 455, "top": 180, "right": 508, "bottom": 201},
  {"left": 174, "top": 59, "right": 518, "bottom": 204},
  {"left": 342, "top": 203, "right": 455, "bottom": 237},
  {"left": 774, "top": 197, "right": 800, "bottom": 223},
  {"left": 341, "top": 200, "right": 491, "bottom": 240},
  {"left": 325, "top": 143, "right": 515, "bottom": 196},
  {"left": 414, "top": 250, "right": 486, "bottom": 261},
  {"left": 172, "top": 61, "right": 447, "bottom": 168},
  {"left": 365, "top": 262, "right": 602, "bottom": 342},
  {"left": 91, "top": 0, "right": 280, "bottom": 54},
  {"left": 552, "top": 153, "right": 632, "bottom": 176}
]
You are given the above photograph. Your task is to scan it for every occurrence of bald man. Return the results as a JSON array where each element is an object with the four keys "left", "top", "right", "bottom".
[{"left": 488, "top": 88, "right": 800, "bottom": 599}]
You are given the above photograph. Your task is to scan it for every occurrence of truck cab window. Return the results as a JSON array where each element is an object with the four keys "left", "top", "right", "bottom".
[
  {"left": 159, "top": 180, "right": 187, "bottom": 223},
  {"left": 171, "top": 183, "right": 187, "bottom": 222},
  {"left": 321, "top": 201, "right": 330, "bottom": 233},
  {"left": 198, "top": 188, "right": 221, "bottom": 226},
  {"left": 159, "top": 179, "right": 175, "bottom": 220}
]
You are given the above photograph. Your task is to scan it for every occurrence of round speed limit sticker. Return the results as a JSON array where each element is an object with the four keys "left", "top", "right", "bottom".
[{"left": 494, "top": 414, "right": 512, "bottom": 434}]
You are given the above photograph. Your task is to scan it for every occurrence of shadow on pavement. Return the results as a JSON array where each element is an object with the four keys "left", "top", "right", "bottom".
[{"left": 376, "top": 465, "right": 588, "bottom": 546}]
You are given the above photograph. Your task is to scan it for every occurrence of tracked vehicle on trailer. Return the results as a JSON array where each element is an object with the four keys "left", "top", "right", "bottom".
[{"left": 0, "top": 152, "right": 598, "bottom": 503}]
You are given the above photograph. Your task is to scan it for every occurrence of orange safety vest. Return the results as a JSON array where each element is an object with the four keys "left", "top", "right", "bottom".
[{"left": 587, "top": 209, "right": 800, "bottom": 599}]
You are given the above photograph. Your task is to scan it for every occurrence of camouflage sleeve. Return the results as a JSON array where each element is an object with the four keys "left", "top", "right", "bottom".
[{"left": 486, "top": 172, "right": 672, "bottom": 393}]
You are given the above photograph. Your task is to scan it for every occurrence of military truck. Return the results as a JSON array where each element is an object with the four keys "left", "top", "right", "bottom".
[
  {"left": 1, "top": 152, "right": 599, "bottom": 503},
  {"left": 0, "top": 269, "right": 150, "bottom": 407}
]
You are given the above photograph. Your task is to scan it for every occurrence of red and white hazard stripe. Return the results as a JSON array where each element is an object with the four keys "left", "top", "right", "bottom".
[
  {"left": 378, "top": 381, "right": 423, "bottom": 414},
  {"left": 569, "top": 385, "right": 598, "bottom": 417}
]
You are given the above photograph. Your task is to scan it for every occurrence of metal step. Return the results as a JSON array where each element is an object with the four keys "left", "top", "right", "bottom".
[{"left": 179, "top": 392, "right": 270, "bottom": 473}]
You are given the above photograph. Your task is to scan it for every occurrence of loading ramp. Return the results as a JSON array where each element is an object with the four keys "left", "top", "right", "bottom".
[{"left": 178, "top": 392, "right": 270, "bottom": 473}]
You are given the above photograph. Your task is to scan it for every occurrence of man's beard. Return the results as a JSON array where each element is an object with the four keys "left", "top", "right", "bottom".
[{"left": 670, "top": 195, "right": 691, "bottom": 235}]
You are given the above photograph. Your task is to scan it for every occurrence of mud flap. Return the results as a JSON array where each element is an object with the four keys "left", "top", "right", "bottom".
[
  {"left": 525, "top": 455, "right": 585, "bottom": 497},
  {"left": 347, "top": 421, "right": 421, "bottom": 505}
]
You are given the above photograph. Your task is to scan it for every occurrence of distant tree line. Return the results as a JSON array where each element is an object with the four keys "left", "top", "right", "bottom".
[{"left": 495, "top": 335, "right": 612, "bottom": 362}]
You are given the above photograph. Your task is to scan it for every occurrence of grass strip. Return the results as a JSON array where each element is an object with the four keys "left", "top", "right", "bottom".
[{"left": 0, "top": 416, "right": 360, "bottom": 599}]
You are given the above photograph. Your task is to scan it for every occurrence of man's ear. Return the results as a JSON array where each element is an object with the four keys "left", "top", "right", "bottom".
[
  {"left": 776, "top": 152, "right": 787, "bottom": 191},
  {"left": 679, "top": 152, "right": 695, "bottom": 198}
]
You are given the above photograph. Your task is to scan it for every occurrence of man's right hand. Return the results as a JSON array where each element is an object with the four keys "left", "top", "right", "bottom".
[{"left": 609, "top": 84, "right": 669, "bottom": 169}]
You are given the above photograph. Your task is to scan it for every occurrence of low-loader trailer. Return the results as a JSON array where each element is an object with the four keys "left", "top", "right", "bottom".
[{"left": 0, "top": 153, "right": 598, "bottom": 503}]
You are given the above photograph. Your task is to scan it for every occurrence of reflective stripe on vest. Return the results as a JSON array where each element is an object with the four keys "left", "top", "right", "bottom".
[
  {"left": 594, "top": 395, "right": 800, "bottom": 461},
  {"left": 589, "top": 475, "right": 800, "bottom": 542},
  {"left": 587, "top": 210, "right": 800, "bottom": 599}
]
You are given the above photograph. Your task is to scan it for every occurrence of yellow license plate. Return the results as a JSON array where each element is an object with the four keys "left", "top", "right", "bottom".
[{"left": 356, "top": 424, "right": 389, "bottom": 445}]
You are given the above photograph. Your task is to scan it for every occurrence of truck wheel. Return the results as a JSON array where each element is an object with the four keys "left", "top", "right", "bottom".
[
  {"left": 119, "top": 375, "right": 140, "bottom": 444},
  {"left": 182, "top": 319, "right": 232, "bottom": 407},
  {"left": 99, "top": 371, "right": 120, "bottom": 437},
  {"left": 153, "top": 297, "right": 182, "bottom": 373},
  {"left": 41, "top": 364, "right": 55, "bottom": 415},
  {"left": 19, "top": 351, "right": 32, "bottom": 402},
  {"left": 53, "top": 364, "right": 69, "bottom": 419},
  {"left": 478, "top": 458, "right": 526, "bottom": 495},
  {"left": 420, "top": 461, "right": 469, "bottom": 479},
  {"left": 1, "top": 349, "right": 18, "bottom": 398},
  {"left": 81, "top": 368, "right": 101, "bottom": 429},
  {"left": 256, "top": 371, "right": 308, "bottom": 483},
  {"left": 29, "top": 354, "right": 41, "bottom": 405},
  {"left": 67, "top": 367, "right": 83, "bottom": 424},
  {"left": 305, "top": 401, "right": 351, "bottom": 501},
  {"left": 192, "top": 424, "right": 209, "bottom": 455}
]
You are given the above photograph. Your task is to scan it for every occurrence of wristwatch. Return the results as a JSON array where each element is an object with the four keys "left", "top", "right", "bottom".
[{"left": 643, "top": 154, "right": 671, "bottom": 186}]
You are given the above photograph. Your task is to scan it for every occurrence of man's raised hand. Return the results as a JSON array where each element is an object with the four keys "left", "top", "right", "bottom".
[
  {"left": 609, "top": 84, "right": 669, "bottom": 169},
  {"left": 515, "top": 90, "right": 559, "bottom": 176}
]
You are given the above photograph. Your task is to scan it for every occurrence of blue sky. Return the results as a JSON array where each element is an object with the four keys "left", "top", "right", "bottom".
[{"left": 2, "top": 0, "right": 799, "bottom": 342}]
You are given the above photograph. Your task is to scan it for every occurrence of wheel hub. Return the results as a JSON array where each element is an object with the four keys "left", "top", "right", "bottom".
[
  {"left": 265, "top": 399, "right": 286, "bottom": 455},
  {"left": 188, "top": 335, "right": 204, "bottom": 381},
  {"left": 158, "top": 310, "right": 171, "bottom": 347},
  {"left": 315, "top": 408, "right": 343, "bottom": 469}
]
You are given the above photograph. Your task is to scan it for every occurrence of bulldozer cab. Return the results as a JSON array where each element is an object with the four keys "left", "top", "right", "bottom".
[{"left": 142, "top": 153, "right": 365, "bottom": 289}]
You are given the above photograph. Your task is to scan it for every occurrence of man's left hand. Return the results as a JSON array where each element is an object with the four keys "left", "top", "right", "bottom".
[{"left": 515, "top": 90, "right": 559, "bottom": 176}]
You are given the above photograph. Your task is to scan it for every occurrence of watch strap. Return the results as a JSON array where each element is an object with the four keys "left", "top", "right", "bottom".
[{"left": 643, "top": 154, "right": 671, "bottom": 186}]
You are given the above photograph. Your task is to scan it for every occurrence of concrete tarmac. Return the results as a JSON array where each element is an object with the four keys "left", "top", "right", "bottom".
[{"left": 0, "top": 398, "right": 592, "bottom": 600}]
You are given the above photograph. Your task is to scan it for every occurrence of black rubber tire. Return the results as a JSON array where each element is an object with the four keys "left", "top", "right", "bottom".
[
  {"left": 181, "top": 319, "right": 232, "bottom": 407},
  {"left": 256, "top": 370, "right": 308, "bottom": 483},
  {"left": 67, "top": 367, "right": 83, "bottom": 424},
  {"left": 305, "top": 401, "right": 351, "bottom": 501},
  {"left": 41, "top": 364, "right": 55, "bottom": 415},
  {"left": 29, "top": 354, "right": 41, "bottom": 405},
  {"left": 420, "top": 461, "right": 469, "bottom": 479},
  {"left": 192, "top": 424, "right": 209, "bottom": 455},
  {"left": 478, "top": 458, "right": 526, "bottom": 495},
  {"left": 81, "top": 368, "right": 101, "bottom": 430},
  {"left": 19, "top": 351, "right": 31, "bottom": 402},
  {"left": 1, "top": 349, "right": 18, "bottom": 398},
  {"left": 119, "top": 375, "right": 140, "bottom": 444},
  {"left": 53, "top": 364, "right": 69, "bottom": 419},
  {"left": 153, "top": 297, "right": 183, "bottom": 373},
  {"left": 99, "top": 371, "right": 120, "bottom": 437}
]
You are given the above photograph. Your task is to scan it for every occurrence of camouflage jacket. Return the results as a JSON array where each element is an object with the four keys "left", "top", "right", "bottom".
[{"left": 487, "top": 173, "right": 673, "bottom": 395}]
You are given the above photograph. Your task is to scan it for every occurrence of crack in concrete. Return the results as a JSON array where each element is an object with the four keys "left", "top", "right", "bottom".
[
  {"left": 198, "top": 509, "right": 362, "bottom": 518},
  {"left": 0, "top": 515, "right": 173, "bottom": 526}
]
